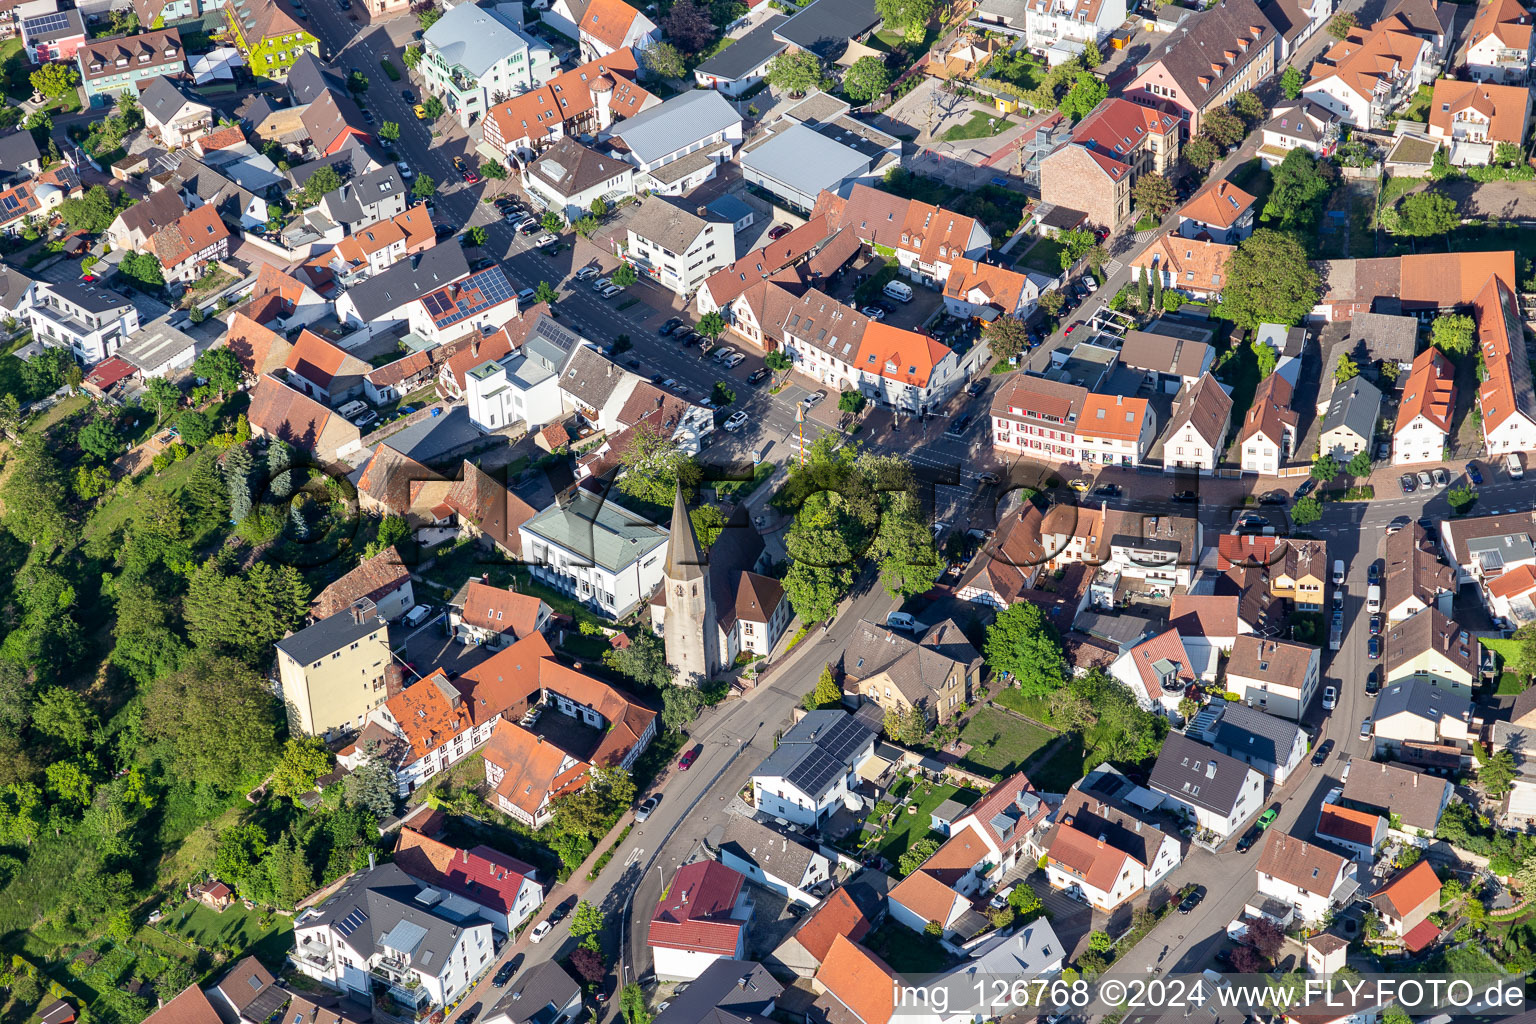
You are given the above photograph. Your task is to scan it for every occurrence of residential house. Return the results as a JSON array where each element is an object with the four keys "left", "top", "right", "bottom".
[
  {"left": 312, "top": 545, "right": 415, "bottom": 621},
  {"left": 717, "top": 815, "right": 832, "bottom": 906},
  {"left": 479, "top": 964, "right": 584, "bottom": 1024},
  {"left": 209, "top": 956, "right": 280, "bottom": 1023},
  {"left": 1383, "top": 0, "right": 1457, "bottom": 64},
  {"left": 1077, "top": 392, "right": 1157, "bottom": 467},
  {"left": 222, "top": 0, "right": 319, "bottom": 80},
  {"left": 107, "top": 185, "right": 187, "bottom": 253},
  {"left": 853, "top": 320, "right": 965, "bottom": 415},
  {"left": 694, "top": 15, "right": 790, "bottom": 95},
  {"left": 1315, "top": 802, "right": 1387, "bottom": 860},
  {"left": 140, "top": 75, "right": 214, "bottom": 146},
  {"left": 1441, "top": 509, "right": 1536, "bottom": 590},
  {"left": 1169, "top": 594, "right": 1247, "bottom": 655},
  {"left": 478, "top": 641, "right": 656, "bottom": 825},
  {"left": 1038, "top": 98, "right": 1182, "bottom": 231},
  {"left": 288, "top": 862, "right": 495, "bottom": 1014},
  {"left": 1319, "top": 377, "right": 1382, "bottom": 460},
  {"left": 1043, "top": 768, "right": 1183, "bottom": 912},
  {"left": 274, "top": 600, "right": 391, "bottom": 736},
  {"left": 1177, "top": 178, "right": 1257, "bottom": 243},
  {"left": 1370, "top": 677, "right": 1472, "bottom": 752},
  {"left": 1129, "top": 233, "right": 1235, "bottom": 301},
  {"left": 1163, "top": 373, "right": 1233, "bottom": 474},
  {"left": 246, "top": 373, "right": 363, "bottom": 461},
  {"left": 516, "top": 487, "right": 667, "bottom": 619},
  {"left": 162, "top": 152, "right": 272, "bottom": 230},
  {"left": 19, "top": 6, "right": 83, "bottom": 62},
  {"left": 1110, "top": 627, "right": 1199, "bottom": 718},
  {"left": 283, "top": 329, "right": 370, "bottom": 405},
  {"left": 1303, "top": 16, "right": 1434, "bottom": 129},
  {"left": 1277, "top": 539, "right": 1329, "bottom": 609},
  {"left": 139, "top": 985, "right": 223, "bottom": 1024},
  {"left": 1459, "top": 0, "right": 1533, "bottom": 82},
  {"left": 942, "top": 773, "right": 1052, "bottom": 884},
  {"left": 304, "top": 205, "right": 435, "bottom": 288},
  {"left": 317, "top": 167, "right": 409, "bottom": 235},
  {"left": 1253, "top": 322, "right": 1309, "bottom": 386},
  {"left": 1021, "top": 0, "right": 1128, "bottom": 55},
  {"left": 77, "top": 29, "right": 185, "bottom": 106},
  {"left": 301, "top": 88, "right": 372, "bottom": 157},
  {"left": 739, "top": 100, "right": 900, "bottom": 213},
  {"left": 1238, "top": 373, "right": 1298, "bottom": 473},
  {"left": 1261, "top": 0, "right": 1335, "bottom": 59},
  {"left": 483, "top": 48, "right": 656, "bottom": 160},
  {"left": 1474, "top": 267, "right": 1536, "bottom": 455},
  {"left": 1255, "top": 831, "right": 1357, "bottom": 923},
  {"left": 813, "top": 183, "right": 992, "bottom": 289},
  {"left": 816, "top": 936, "right": 900, "bottom": 1024},
  {"left": 766, "top": 888, "right": 871, "bottom": 979},
  {"left": 28, "top": 280, "right": 140, "bottom": 364},
  {"left": 393, "top": 827, "right": 544, "bottom": 933},
  {"left": 954, "top": 503, "right": 1049, "bottom": 609},
  {"left": 651, "top": 962, "right": 781, "bottom": 1024},
  {"left": 1118, "top": 331, "right": 1214, "bottom": 393},
  {"left": 405, "top": 266, "right": 522, "bottom": 347},
  {"left": 1370, "top": 860, "right": 1442, "bottom": 945},
  {"left": 0, "top": 131, "right": 41, "bottom": 183},
  {"left": 336, "top": 245, "right": 472, "bottom": 341},
  {"left": 1258, "top": 99, "right": 1342, "bottom": 164},
  {"left": 117, "top": 320, "right": 197, "bottom": 381},
  {"left": 1382, "top": 607, "right": 1478, "bottom": 692},
  {"left": 421, "top": 0, "right": 559, "bottom": 129},
  {"left": 461, "top": 314, "right": 587, "bottom": 435},
  {"left": 1192, "top": 699, "right": 1308, "bottom": 783},
  {"left": 969, "top": 0, "right": 1027, "bottom": 33},
  {"left": 1324, "top": 310, "right": 1420, "bottom": 381},
  {"left": 446, "top": 580, "right": 550, "bottom": 648},
  {"left": 888, "top": 868, "right": 970, "bottom": 939},
  {"left": 522, "top": 136, "right": 634, "bottom": 223},
  {"left": 1339, "top": 759, "right": 1452, "bottom": 841},
  {"left": 1122, "top": 0, "right": 1279, "bottom": 135},
  {"left": 0, "top": 266, "right": 35, "bottom": 322},
  {"left": 237, "top": 262, "right": 329, "bottom": 334},
  {"left": 624, "top": 197, "right": 733, "bottom": 298},
  {"left": 1383, "top": 523, "right": 1454, "bottom": 625},
  {"left": 840, "top": 618, "right": 982, "bottom": 727},
  {"left": 605, "top": 90, "right": 743, "bottom": 194},
  {"left": 990, "top": 374, "right": 1087, "bottom": 461},
  {"left": 943, "top": 259, "right": 1040, "bottom": 322},
  {"left": 1427, "top": 79, "right": 1531, "bottom": 164},
  {"left": 1149, "top": 732, "right": 1265, "bottom": 839},
  {"left": 750, "top": 710, "right": 878, "bottom": 828},
  {"left": 647, "top": 861, "right": 753, "bottom": 981},
  {"left": 1394, "top": 347, "right": 1455, "bottom": 464},
  {"left": 148, "top": 203, "right": 231, "bottom": 284},
  {"left": 1225, "top": 635, "right": 1322, "bottom": 720},
  {"left": 574, "top": 0, "right": 659, "bottom": 62}
]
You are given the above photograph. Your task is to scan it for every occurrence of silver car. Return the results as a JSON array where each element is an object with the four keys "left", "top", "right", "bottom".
[{"left": 1432, "top": 468, "right": 1449, "bottom": 488}]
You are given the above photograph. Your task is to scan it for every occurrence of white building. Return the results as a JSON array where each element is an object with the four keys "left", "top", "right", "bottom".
[
  {"left": 648, "top": 861, "right": 752, "bottom": 981},
  {"left": 1254, "top": 832, "right": 1357, "bottom": 923},
  {"left": 1394, "top": 347, "right": 1455, "bottom": 464},
  {"left": 421, "top": 1, "right": 559, "bottom": 129},
  {"left": 404, "top": 266, "right": 522, "bottom": 347},
  {"left": 1148, "top": 733, "right": 1266, "bottom": 839},
  {"left": 750, "top": 710, "right": 877, "bottom": 828},
  {"left": 1043, "top": 769, "right": 1183, "bottom": 912},
  {"left": 1302, "top": 21, "right": 1433, "bottom": 129},
  {"left": 1022, "top": 0, "right": 1128, "bottom": 56},
  {"left": 1162, "top": 373, "right": 1233, "bottom": 475},
  {"left": 717, "top": 815, "right": 832, "bottom": 907},
  {"left": 1224, "top": 635, "right": 1322, "bottom": 722},
  {"left": 28, "top": 280, "right": 140, "bottom": 364},
  {"left": 624, "top": 197, "right": 733, "bottom": 298},
  {"left": 1461, "top": 0, "right": 1533, "bottom": 83},
  {"left": 517, "top": 489, "right": 668, "bottom": 619},
  {"left": 522, "top": 136, "right": 635, "bottom": 224}
]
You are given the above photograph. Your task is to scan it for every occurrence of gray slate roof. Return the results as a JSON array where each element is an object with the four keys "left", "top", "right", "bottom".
[
  {"left": 1209, "top": 702, "right": 1301, "bottom": 769},
  {"left": 773, "top": 0, "right": 880, "bottom": 56},
  {"left": 49, "top": 280, "right": 134, "bottom": 314},
  {"left": 424, "top": 2, "right": 545, "bottom": 78},
  {"left": 286, "top": 50, "right": 336, "bottom": 106},
  {"left": 1148, "top": 732, "right": 1254, "bottom": 815},
  {"left": 141, "top": 76, "right": 206, "bottom": 126},
  {"left": 299, "top": 863, "right": 481, "bottom": 978},
  {"left": 718, "top": 814, "right": 820, "bottom": 883},
  {"left": 522, "top": 315, "right": 583, "bottom": 374},
  {"left": 0, "top": 266, "right": 35, "bottom": 311},
  {"left": 0, "top": 130, "right": 40, "bottom": 175},
  {"left": 345, "top": 244, "right": 470, "bottom": 320},
  {"left": 840, "top": 617, "right": 980, "bottom": 706},
  {"left": 739, "top": 121, "right": 872, "bottom": 200},
  {"left": 753, "top": 710, "right": 876, "bottom": 800},
  {"left": 1339, "top": 758, "right": 1450, "bottom": 831},
  {"left": 653, "top": 960, "right": 781, "bottom": 1024},
  {"left": 1374, "top": 677, "right": 1470, "bottom": 726},
  {"left": 530, "top": 136, "right": 629, "bottom": 198},
  {"left": 487, "top": 961, "right": 582, "bottom": 1024},
  {"left": 275, "top": 605, "right": 385, "bottom": 664},
  {"left": 695, "top": 14, "right": 789, "bottom": 80},
  {"left": 521, "top": 488, "right": 668, "bottom": 572},
  {"left": 1137, "top": 0, "right": 1277, "bottom": 107},
  {"left": 381, "top": 405, "right": 482, "bottom": 464},
  {"left": 625, "top": 197, "right": 720, "bottom": 256},
  {"left": 1321, "top": 377, "right": 1382, "bottom": 444},
  {"left": 558, "top": 345, "right": 628, "bottom": 412},
  {"left": 323, "top": 166, "right": 407, "bottom": 225},
  {"left": 610, "top": 90, "right": 739, "bottom": 166}
]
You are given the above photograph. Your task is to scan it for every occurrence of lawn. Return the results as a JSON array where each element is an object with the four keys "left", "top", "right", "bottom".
[
  {"left": 958, "top": 705, "right": 1054, "bottom": 777},
  {"left": 1497, "top": 673, "right": 1527, "bottom": 696},
  {"left": 1024, "top": 736, "right": 1088, "bottom": 794},
  {"left": 864, "top": 921, "right": 954, "bottom": 973},
  {"left": 1019, "top": 237, "right": 1066, "bottom": 275},
  {"left": 943, "top": 111, "right": 1012, "bottom": 142},
  {"left": 1399, "top": 84, "right": 1433, "bottom": 123},
  {"left": 159, "top": 898, "right": 294, "bottom": 965},
  {"left": 991, "top": 687, "right": 1056, "bottom": 724},
  {"left": 872, "top": 781, "right": 977, "bottom": 867}
]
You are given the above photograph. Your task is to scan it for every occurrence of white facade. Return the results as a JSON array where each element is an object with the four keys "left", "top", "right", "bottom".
[
  {"left": 1464, "top": 24, "right": 1534, "bottom": 83},
  {"left": 1393, "top": 412, "right": 1449, "bottom": 465},
  {"left": 1225, "top": 654, "right": 1321, "bottom": 722},
  {"left": 1023, "top": 0, "right": 1129, "bottom": 55},
  {"left": 627, "top": 218, "right": 733, "bottom": 298},
  {"left": 1240, "top": 428, "right": 1290, "bottom": 474},
  {"left": 1154, "top": 764, "right": 1265, "bottom": 839},
  {"left": 27, "top": 282, "right": 141, "bottom": 364},
  {"left": 421, "top": 3, "right": 559, "bottom": 129},
  {"left": 517, "top": 493, "right": 669, "bottom": 619},
  {"left": 1256, "top": 858, "right": 1355, "bottom": 924},
  {"left": 464, "top": 354, "right": 564, "bottom": 434}
]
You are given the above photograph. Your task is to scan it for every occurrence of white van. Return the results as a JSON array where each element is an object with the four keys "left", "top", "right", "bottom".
[
  {"left": 1366, "top": 584, "right": 1381, "bottom": 614},
  {"left": 884, "top": 611, "right": 923, "bottom": 631},
  {"left": 337, "top": 400, "right": 368, "bottom": 420},
  {"left": 1509, "top": 453, "right": 1525, "bottom": 479},
  {"left": 403, "top": 604, "right": 431, "bottom": 628},
  {"left": 883, "top": 280, "right": 914, "bottom": 303},
  {"left": 1332, "top": 559, "right": 1345, "bottom": 586}
]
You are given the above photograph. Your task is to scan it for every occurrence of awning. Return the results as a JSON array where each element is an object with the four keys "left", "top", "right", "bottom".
[
  {"left": 856, "top": 752, "right": 892, "bottom": 782},
  {"left": 836, "top": 38, "right": 884, "bottom": 68}
]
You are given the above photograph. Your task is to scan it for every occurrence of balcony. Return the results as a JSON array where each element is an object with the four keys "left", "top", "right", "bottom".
[{"left": 31, "top": 302, "right": 101, "bottom": 338}]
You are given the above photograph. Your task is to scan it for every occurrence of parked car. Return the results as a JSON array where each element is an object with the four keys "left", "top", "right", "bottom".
[
  {"left": 659, "top": 317, "right": 684, "bottom": 335},
  {"left": 400, "top": 87, "right": 414, "bottom": 102},
  {"left": 1092, "top": 484, "right": 1121, "bottom": 497},
  {"left": 1259, "top": 491, "right": 1288, "bottom": 505},
  {"left": 1368, "top": 636, "right": 1381, "bottom": 660},
  {"left": 575, "top": 265, "right": 600, "bottom": 281},
  {"left": 679, "top": 747, "right": 699, "bottom": 770},
  {"left": 530, "top": 921, "right": 553, "bottom": 943},
  {"left": 1172, "top": 490, "right": 1197, "bottom": 502},
  {"left": 1322, "top": 685, "right": 1337, "bottom": 710},
  {"left": 724, "top": 353, "right": 745, "bottom": 368},
  {"left": 635, "top": 795, "right": 660, "bottom": 822},
  {"left": 353, "top": 410, "right": 378, "bottom": 428},
  {"left": 768, "top": 224, "right": 791, "bottom": 240},
  {"left": 1177, "top": 887, "right": 1204, "bottom": 914},
  {"left": 396, "top": 161, "right": 413, "bottom": 179},
  {"left": 1294, "top": 478, "right": 1317, "bottom": 499},
  {"left": 1256, "top": 807, "right": 1279, "bottom": 829},
  {"left": 747, "top": 368, "right": 770, "bottom": 384},
  {"left": 459, "top": 1003, "right": 481, "bottom": 1024},
  {"left": 1468, "top": 462, "right": 1483, "bottom": 485},
  {"left": 1068, "top": 478, "right": 1089, "bottom": 492},
  {"left": 967, "top": 380, "right": 986, "bottom": 397},
  {"left": 1417, "top": 471, "right": 1434, "bottom": 489},
  {"left": 600, "top": 284, "right": 621, "bottom": 298},
  {"left": 1360, "top": 717, "right": 1373, "bottom": 740},
  {"left": 724, "top": 411, "right": 749, "bottom": 431},
  {"left": 802, "top": 390, "right": 827, "bottom": 409},
  {"left": 1400, "top": 474, "right": 1417, "bottom": 495},
  {"left": 591, "top": 278, "right": 612, "bottom": 292},
  {"left": 453, "top": 156, "right": 481, "bottom": 184},
  {"left": 536, "top": 233, "right": 558, "bottom": 246},
  {"left": 492, "top": 956, "right": 522, "bottom": 987},
  {"left": 1366, "top": 668, "right": 1380, "bottom": 695},
  {"left": 1311, "top": 740, "right": 1334, "bottom": 766},
  {"left": 977, "top": 472, "right": 1000, "bottom": 485},
  {"left": 989, "top": 886, "right": 1015, "bottom": 911},
  {"left": 1370, "top": 615, "right": 1381, "bottom": 635},
  {"left": 861, "top": 305, "right": 887, "bottom": 320},
  {"left": 1368, "top": 562, "right": 1381, "bottom": 583},
  {"left": 1432, "top": 467, "right": 1449, "bottom": 488},
  {"left": 1235, "top": 827, "right": 1261, "bottom": 853}
]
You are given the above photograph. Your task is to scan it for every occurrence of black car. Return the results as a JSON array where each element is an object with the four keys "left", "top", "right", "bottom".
[
  {"left": 967, "top": 380, "right": 986, "bottom": 397},
  {"left": 1178, "top": 887, "right": 1205, "bottom": 914},
  {"left": 1368, "top": 636, "right": 1381, "bottom": 659},
  {"left": 401, "top": 88, "right": 415, "bottom": 102},
  {"left": 1311, "top": 739, "right": 1334, "bottom": 766},
  {"left": 1092, "top": 484, "right": 1121, "bottom": 497},
  {"left": 1368, "top": 562, "right": 1381, "bottom": 584},
  {"left": 1259, "top": 491, "right": 1288, "bottom": 505},
  {"left": 625, "top": 359, "right": 641, "bottom": 370},
  {"left": 747, "top": 368, "right": 770, "bottom": 384},
  {"left": 549, "top": 895, "right": 576, "bottom": 923},
  {"left": 1172, "top": 490, "right": 1197, "bottom": 503},
  {"left": 977, "top": 472, "right": 1001, "bottom": 485},
  {"left": 659, "top": 317, "right": 684, "bottom": 335},
  {"left": 1294, "top": 478, "right": 1317, "bottom": 499},
  {"left": 492, "top": 956, "right": 523, "bottom": 987},
  {"left": 1235, "top": 826, "right": 1261, "bottom": 853},
  {"left": 1370, "top": 615, "right": 1381, "bottom": 635},
  {"left": 683, "top": 331, "right": 703, "bottom": 346},
  {"left": 459, "top": 1004, "right": 482, "bottom": 1024},
  {"left": 1367, "top": 667, "right": 1380, "bottom": 694}
]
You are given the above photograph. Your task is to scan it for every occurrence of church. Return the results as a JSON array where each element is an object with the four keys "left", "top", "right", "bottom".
[{"left": 649, "top": 485, "right": 792, "bottom": 686}]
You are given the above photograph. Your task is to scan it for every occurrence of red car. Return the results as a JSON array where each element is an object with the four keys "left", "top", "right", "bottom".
[
  {"left": 453, "top": 156, "right": 481, "bottom": 185},
  {"left": 81, "top": 274, "right": 97, "bottom": 282},
  {"left": 1064, "top": 322, "right": 1078, "bottom": 335},
  {"left": 768, "top": 225, "right": 790, "bottom": 240},
  {"left": 678, "top": 748, "right": 699, "bottom": 770}
]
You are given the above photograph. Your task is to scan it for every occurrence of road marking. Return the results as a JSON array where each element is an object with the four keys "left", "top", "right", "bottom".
[{"left": 624, "top": 847, "right": 643, "bottom": 865}]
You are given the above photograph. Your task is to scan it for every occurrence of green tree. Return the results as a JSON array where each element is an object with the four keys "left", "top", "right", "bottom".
[
  {"left": 303, "top": 164, "right": 343, "bottom": 204},
  {"left": 2, "top": 436, "right": 75, "bottom": 551},
  {"left": 1396, "top": 191, "right": 1459, "bottom": 236},
  {"left": 29, "top": 63, "right": 79, "bottom": 101},
  {"left": 803, "top": 664, "right": 842, "bottom": 710},
  {"left": 1281, "top": 66, "right": 1305, "bottom": 99},
  {"left": 612, "top": 262, "right": 638, "bottom": 288},
  {"left": 1233, "top": 90, "right": 1264, "bottom": 126},
  {"left": 766, "top": 50, "right": 825, "bottom": 95},
  {"left": 1203, "top": 106, "right": 1246, "bottom": 149},
  {"left": 1475, "top": 742, "right": 1516, "bottom": 796},
  {"left": 1183, "top": 134, "right": 1219, "bottom": 170},
  {"left": 1263, "top": 147, "right": 1331, "bottom": 230},
  {"left": 142, "top": 650, "right": 282, "bottom": 791},
  {"left": 871, "top": 489, "right": 942, "bottom": 599},
  {"left": 344, "top": 759, "right": 397, "bottom": 819},
  {"left": 540, "top": 209, "right": 564, "bottom": 233},
  {"left": 1060, "top": 72, "right": 1107, "bottom": 120},
  {"left": 1311, "top": 455, "right": 1340, "bottom": 482},
  {"left": 1252, "top": 340, "right": 1277, "bottom": 378},
  {"left": 1216, "top": 229, "right": 1321, "bottom": 330},
  {"left": 1448, "top": 484, "right": 1477, "bottom": 512},
  {"left": 482, "top": 160, "right": 508, "bottom": 180},
  {"left": 183, "top": 554, "right": 309, "bottom": 663},
  {"left": 465, "top": 224, "right": 487, "bottom": 247},
  {"left": 1136, "top": 266, "right": 1149, "bottom": 309},
  {"left": 379, "top": 120, "right": 400, "bottom": 142},
  {"left": 1055, "top": 227, "right": 1096, "bottom": 271},
  {"left": 1087, "top": 930, "right": 1114, "bottom": 953},
  {"left": 1431, "top": 313, "right": 1476, "bottom": 357},
  {"left": 413, "top": 173, "right": 437, "bottom": 200},
  {"left": 73, "top": 463, "right": 113, "bottom": 500},
  {"left": 269, "top": 737, "right": 334, "bottom": 800},
  {"left": 898, "top": 836, "right": 939, "bottom": 876},
  {"left": 403, "top": 44, "right": 423, "bottom": 70},
  {"left": 1132, "top": 171, "right": 1176, "bottom": 218},
  {"left": 1008, "top": 884, "right": 1045, "bottom": 922},
  {"left": 77, "top": 417, "right": 121, "bottom": 461},
  {"left": 1082, "top": 39, "right": 1103, "bottom": 67},
  {"left": 144, "top": 376, "right": 180, "bottom": 422},
  {"left": 838, "top": 389, "right": 866, "bottom": 414},
  {"left": 422, "top": 95, "right": 446, "bottom": 119},
  {"left": 689, "top": 503, "right": 727, "bottom": 548},
  {"left": 873, "top": 0, "right": 933, "bottom": 37},
  {"left": 843, "top": 56, "right": 891, "bottom": 103},
  {"left": 698, "top": 310, "right": 727, "bottom": 343},
  {"left": 570, "top": 900, "right": 605, "bottom": 945},
  {"left": 176, "top": 409, "right": 213, "bottom": 448},
  {"left": 534, "top": 280, "right": 559, "bottom": 305},
  {"left": 1495, "top": 141, "right": 1523, "bottom": 166},
  {"left": 616, "top": 421, "right": 700, "bottom": 505},
  {"left": 984, "top": 602, "right": 1066, "bottom": 696},
  {"left": 1292, "top": 494, "right": 1323, "bottom": 525},
  {"left": 641, "top": 41, "right": 687, "bottom": 79},
  {"left": 1335, "top": 351, "right": 1359, "bottom": 383},
  {"left": 602, "top": 630, "right": 674, "bottom": 690},
  {"left": 31, "top": 687, "right": 96, "bottom": 751},
  {"left": 1345, "top": 450, "right": 1371, "bottom": 477},
  {"left": 1327, "top": 11, "right": 1355, "bottom": 37},
  {"left": 985, "top": 315, "right": 1030, "bottom": 363},
  {"left": 347, "top": 70, "right": 369, "bottom": 93},
  {"left": 766, "top": 349, "right": 791, "bottom": 374},
  {"left": 194, "top": 345, "right": 243, "bottom": 397},
  {"left": 662, "top": 685, "right": 705, "bottom": 732}
]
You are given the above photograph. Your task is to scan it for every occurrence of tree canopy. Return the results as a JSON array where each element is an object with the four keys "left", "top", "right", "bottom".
[
  {"left": 984, "top": 602, "right": 1066, "bottom": 696},
  {"left": 1216, "top": 229, "right": 1321, "bottom": 330}
]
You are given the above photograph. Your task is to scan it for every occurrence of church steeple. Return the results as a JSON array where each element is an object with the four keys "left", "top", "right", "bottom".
[{"left": 665, "top": 481, "right": 707, "bottom": 581}]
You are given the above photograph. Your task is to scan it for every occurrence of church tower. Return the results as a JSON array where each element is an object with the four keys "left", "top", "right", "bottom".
[{"left": 662, "top": 483, "right": 718, "bottom": 687}]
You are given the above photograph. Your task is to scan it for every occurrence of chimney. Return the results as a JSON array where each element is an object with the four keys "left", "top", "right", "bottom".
[
  {"left": 482, "top": 572, "right": 490, "bottom": 583},
  {"left": 472, "top": 337, "right": 480, "bottom": 358},
  {"left": 681, "top": 888, "right": 689, "bottom": 905},
  {"left": 368, "top": 851, "right": 376, "bottom": 870}
]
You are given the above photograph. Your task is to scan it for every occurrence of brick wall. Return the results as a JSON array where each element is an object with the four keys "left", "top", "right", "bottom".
[{"left": 1040, "top": 145, "right": 1129, "bottom": 230}]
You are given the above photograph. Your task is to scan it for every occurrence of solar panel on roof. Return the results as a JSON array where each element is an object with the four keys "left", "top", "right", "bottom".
[
  {"left": 24, "top": 11, "right": 73, "bottom": 33},
  {"left": 336, "top": 907, "right": 369, "bottom": 936}
]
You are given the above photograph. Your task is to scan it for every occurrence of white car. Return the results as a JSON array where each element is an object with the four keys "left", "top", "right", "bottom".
[
  {"left": 860, "top": 305, "right": 886, "bottom": 320},
  {"left": 396, "top": 161, "right": 413, "bottom": 179},
  {"left": 662, "top": 378, "right": 678, "bottom": 388},
  {"left": 1322, "top": 685, "right": 1337, "bottom": 711},
  {"left": 724, "top": 353, "right": 745, "bottom": 368},
  {"left": 724, "top": 411, "right": 749, "bottom": 431},
  {"left": 801, "top": 390, "right": 827, "bottom": 409},
  {"left": 574, "top": 265, "right": 600, "bottom": 280},
  {"left": 536, "top": 233, "right": 558, "bottom": 246},
  {"left": 530, "top": 921, "right": 553, "bottom": 943},
  {"left": 712, "top": 347, "right": 735, "bottom": 362},
  {"left": 1432, "top": 467, "right": 1449, "bottom": 488}
]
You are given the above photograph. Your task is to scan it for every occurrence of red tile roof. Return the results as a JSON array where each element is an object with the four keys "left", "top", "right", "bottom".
[
  {"left": 1179, "top": 177, "right": 1256, "bottom": 230},
  {"left": 313, "top": 546, "right": 412, "bottom": 618},
  {"left": 1402, "top": 916, "right": 1440, "bottom": 952},
  {"left": 889, "top": 868, "right": 964, "bottom": 924},
  {"left": 793, "top": 887, "right": 869, "bottom": 961},
  {"left": 286, "top": 329, "right": 362, "bottom": 390},
  {"left": 579, "top": 0, "right": 650, "bottom": 53},
  {"left": 855, "top": 321, "right": 952, "bottom": 388},
  {"left": 395, "top": 826, "right": 536, "bottom": 915},
  {"left": 150, "top": 203, "right": 229, "bottom": 269},
  {"left": 647, "top": 860, "right": 747, "bottom": 954},
  {"left": 1397, "top": 346, "right": 1455, "bottom": 434},
  {"left": 486, "top": 48, "right": 653, "bottom": 150},
  {"left": 817, "top": 935, "right": 898, "bottom": 1024},
  {"left": 459, "top": 581, "right": 544, "bottom": 640},
  {"left": 1316, "top": 802, "right": 1382, "bottom": 849},
  {"left": 1373, "top": 859, "right": 1441, "bottom": 918}
]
